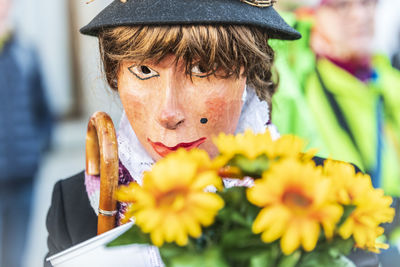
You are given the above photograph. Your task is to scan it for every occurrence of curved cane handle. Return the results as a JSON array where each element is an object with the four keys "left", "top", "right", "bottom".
[{"left": 86, "top": 111, "right": 119, "bottom": 235}]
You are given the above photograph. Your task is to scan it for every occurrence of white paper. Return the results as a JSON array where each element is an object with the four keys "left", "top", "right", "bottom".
[{"left": 47, "top": 222, "right": 164, "bottom": 267}]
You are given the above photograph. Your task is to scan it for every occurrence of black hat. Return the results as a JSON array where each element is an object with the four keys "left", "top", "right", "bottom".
[{"left": 80, "top": 0, "right": 301, "bottom": 40}]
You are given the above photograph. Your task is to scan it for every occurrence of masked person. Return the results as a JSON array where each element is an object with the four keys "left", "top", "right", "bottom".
[
  {"left": 272, "top": 0, "right": 400, "bottom": 196},
  {"left": 45, "top": 1, "right": 379, "bottom": 266}
]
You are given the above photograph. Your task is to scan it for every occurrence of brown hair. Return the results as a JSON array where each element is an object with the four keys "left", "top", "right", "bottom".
[{"left": 98, "top": 24, "right": 277, "bottom": 106}]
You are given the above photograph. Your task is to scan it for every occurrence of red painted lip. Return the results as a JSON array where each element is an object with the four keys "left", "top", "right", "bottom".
[{"left": 148, "top": 137, "right": 207, "bottom": 157}]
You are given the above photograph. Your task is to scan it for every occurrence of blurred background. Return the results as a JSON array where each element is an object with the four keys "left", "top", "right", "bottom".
[
  {"left": 1, "top": 1, "right": 121, "bottom": 267},
  {"left": 0, "top": 0, "right": 399, "bottom": 267}
]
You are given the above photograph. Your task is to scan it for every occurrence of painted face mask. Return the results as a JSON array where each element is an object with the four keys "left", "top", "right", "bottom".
[{"left": 118, "top": 55, "right": 247, "bottom": 161}]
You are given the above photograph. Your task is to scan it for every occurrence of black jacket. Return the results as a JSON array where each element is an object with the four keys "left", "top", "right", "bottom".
[
  {"left": 44, "top": 158, "right": 379, "bottom": 267},
  {"left": 45, "top": 172, "right": 97, "bottom": 267}
]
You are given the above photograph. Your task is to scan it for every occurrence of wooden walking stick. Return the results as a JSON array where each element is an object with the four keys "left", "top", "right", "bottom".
[{"left": 86, "top": 112, "right": 119, "bottom": 235}]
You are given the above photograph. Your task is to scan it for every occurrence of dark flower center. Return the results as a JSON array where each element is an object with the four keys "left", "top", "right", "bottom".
[{"left": 282, "top": 189, "right": 313, "bottom": 208}]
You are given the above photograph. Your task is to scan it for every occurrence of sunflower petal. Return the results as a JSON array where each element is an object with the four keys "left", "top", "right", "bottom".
[
  {"left": 137, "top": 209, "right": 161, "bottom": 232},
  {"left": 281, "top": 223, "right": 301, "bottom": 255},
  {"left": 191, "top": 171, "right": 223, "bottom": 190},
  {"left": 182, "top": 214, "right": 202, "bottom": 238},
  {"left": 150, "top": 228, "right": 164, "bottom": 247},
  {"left": 301, "top": 220, "right": 320, "bottom": 252},
  {"left": 339, "top": 219, "right": 355, "bottom": 239},
  {"left": 353, "top": 226, "right": 368, "bottom": 247},
  {"left": 253, "top": 206, "right": 289, "bottom": 234},
  {"left": 175, "top": 227, "right": 189, "bottom": 246},
  {"left": 189, "top": 192, "right": 224, "bottom": 211}
]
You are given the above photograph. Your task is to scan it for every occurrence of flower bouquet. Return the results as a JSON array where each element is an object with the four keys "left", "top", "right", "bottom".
[{"left": 108, "top": 130, "right": 394, "bottom": 267}]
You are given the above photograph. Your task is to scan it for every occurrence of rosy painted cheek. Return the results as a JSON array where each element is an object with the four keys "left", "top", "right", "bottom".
[
  {"left": 122, "top": 97, "right": 142, "bottom": 119},
  {"left": 204, "top": 97, "right": 242, "bottom": 132},
  {"left": 120, "top": 95, "right": 155, "bottom": 139},
  {"left": 204, "top": 97, "right": 225, "bottom": 125}
]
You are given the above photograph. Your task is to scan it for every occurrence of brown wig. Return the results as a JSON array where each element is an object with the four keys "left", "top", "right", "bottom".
[{"left": 98, "top": 24, "right": 277, "bottom": 106}]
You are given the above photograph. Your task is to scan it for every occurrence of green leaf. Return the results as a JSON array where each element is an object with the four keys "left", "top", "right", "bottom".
[
  {"left": 221, "top": 229, "right": 278, "bottom": 263},
  {"left": 159, "top": 243, "right": 187, "bottom": 261},
  {"left": 250, "top": 253, "right": 270, "bottom": 267},
  {"left": 106, "top": 224, "right": 151, "bottom": 247},
  {"left": 277, "top": 251, "right": 301, "bottom": 267},
  {"left": 217, "top": 187, "right": 260, "bottom": 225},
  {"left": 161, "top": 246, "right": 229, "bottom": 267},
  {"left": 337, "top": 205, "right": 356, "bottom": 227},
  {"left": 219, "top": 187, "right": 247, "bottom": 205},
  {"left": 229, "top": 211, "right": 252, "bottom": 228},
  {"left": 314, "top": 237, "right": 354, "bottom": 257},
  {"left": 228, "top": 154, "right": 270, "bottom": 178},
  {"left": 221, "top": 228, "right": 259, "bottom": 248},
  {"left": 249, "top": 246, "right": 280, "bottom": 267},
  {"left": 297, "top": 249, "right": 355, "bottom": 267},
  {"left": 329, "top": 238, "right": 354, "bottom": 257}
]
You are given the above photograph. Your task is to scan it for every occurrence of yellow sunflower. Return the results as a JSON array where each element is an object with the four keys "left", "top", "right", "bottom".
[
  {"left": 322, "top": 159, "right": 362, "bottom": 204},
  {"left": 323, "top": 160, "right": 394, "bottom": 251},
  {"left": 115, "top": 148, "right": 224, "bottom": 247},
  {"left": 213, "top": 129, "right": 315, "bottom": 166},
  {"left": 272, "top": 134, "right": 317, "bottom": 160},
  {"left": 247, "top": 158, "right": 343, "bottom": 255},
  {"left": 337, "top": 180, "right": 394, "bottom": 251},
  {"left": 213, "top": 130, "right": 274, "bottom": 160}
]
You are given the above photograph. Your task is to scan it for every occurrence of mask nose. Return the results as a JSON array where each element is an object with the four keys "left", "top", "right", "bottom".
[
  {"left": 158, "top": 110, "right": 185, "bottom": 130},
  {"left": 157, "top": 80, "right": 185, "bottom": 130}
]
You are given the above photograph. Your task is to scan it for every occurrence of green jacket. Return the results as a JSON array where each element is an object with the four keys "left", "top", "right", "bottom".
[{"left": 271, "top": 16, "right": 400, "bottom": 196}]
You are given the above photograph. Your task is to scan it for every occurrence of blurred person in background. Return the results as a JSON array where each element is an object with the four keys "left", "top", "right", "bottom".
[
  {"left": 272, "top": 0, "right": 400, "bottom": 196},
  {"left": 0, "top": 0, "right": 53, "bottom": 266},
  {"left": 271, "top": 0, "right": 400, "bottom": 265}
]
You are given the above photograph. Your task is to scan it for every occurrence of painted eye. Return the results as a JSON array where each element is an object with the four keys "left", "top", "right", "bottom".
[
  {"left": 128, "top": 65, "right": 159, "bottom": 80},
  {"left": 191, "top": 63, "right": 213, "bottom": 78}
]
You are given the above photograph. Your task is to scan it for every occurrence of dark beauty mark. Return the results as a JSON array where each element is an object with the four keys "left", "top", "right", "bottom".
[{"left": 200, "top": 118, "right": 208, "bottom": 124}]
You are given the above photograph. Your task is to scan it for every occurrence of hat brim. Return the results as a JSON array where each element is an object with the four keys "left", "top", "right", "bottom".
[{"left": 80, "top": 0, "right": 301, "bottom": 40}]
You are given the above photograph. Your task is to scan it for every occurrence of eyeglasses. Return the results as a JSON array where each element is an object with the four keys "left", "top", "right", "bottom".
[{"left": 324, "top": 0, "right": 378, "bottom": 15}]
